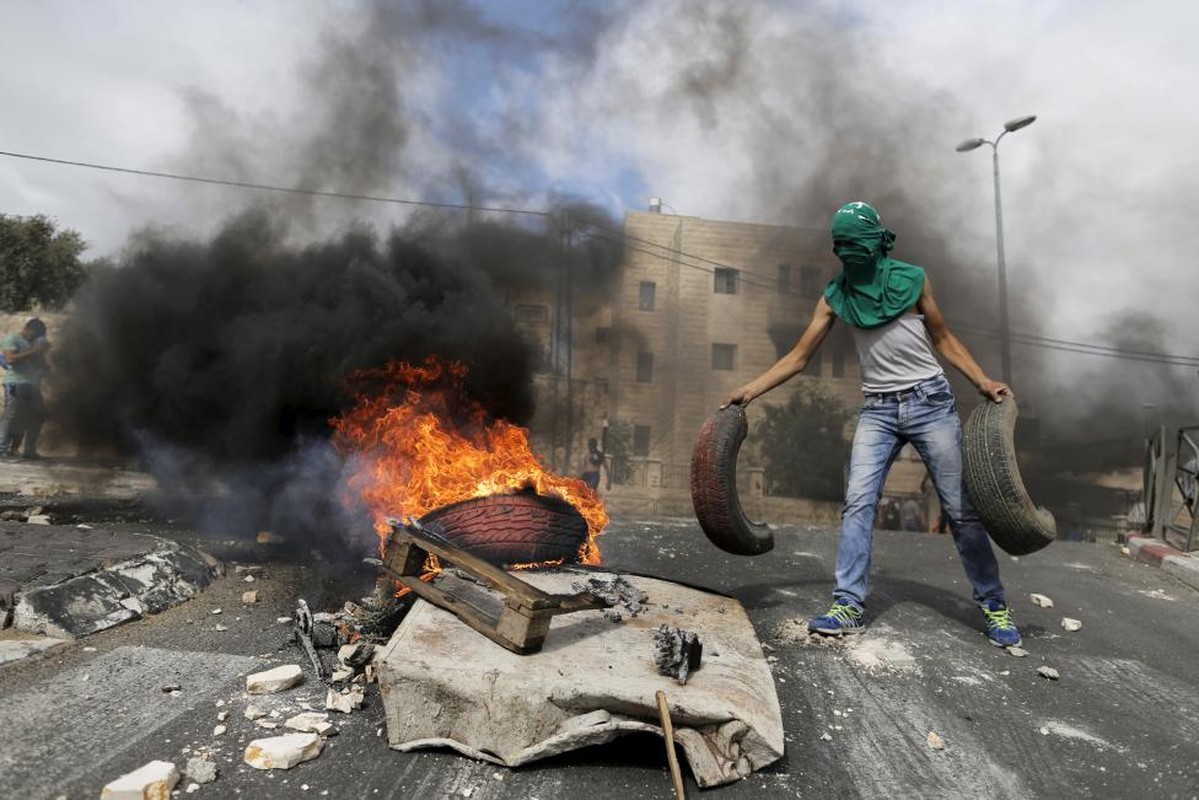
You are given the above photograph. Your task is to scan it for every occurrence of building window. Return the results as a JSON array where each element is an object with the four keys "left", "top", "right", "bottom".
[
  {"left": 801, "top": 266, "right": 822, "bottom": 299},
  {"left": 633, "top": 425, "right": 652, "bottom": 457},
  {"left": 636, "top": 351, "right": 654, "bottom": 383},
  {"left": 712, "top": 343, "right": 736, "bottom": 371},
  {"left": 713, "top": 267, "right": 739, "bottom": 295},
  {"left": 515, "top": 304, "right": 548, "bottom": 324},
  {"left": 769, "top": 326, "right": 801, "bottom": 361},
  {"left": 778, "top": 264, "right": 792, "bottom": 295},
  {"left": 639, "top": 281, "right": 656, "bottom": 311},
  {"left": 595, "top": 326, "right": 610, "bottom": 344}
]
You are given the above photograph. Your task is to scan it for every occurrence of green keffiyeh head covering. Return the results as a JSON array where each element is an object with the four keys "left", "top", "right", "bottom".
[{"left": 823, "top": 201, "right": 925, "bottom": 329}]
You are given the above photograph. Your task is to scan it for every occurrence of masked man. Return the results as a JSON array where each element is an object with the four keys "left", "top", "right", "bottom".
[{"left": 722, "top": 201, "right": 1020, "bottom": 647}]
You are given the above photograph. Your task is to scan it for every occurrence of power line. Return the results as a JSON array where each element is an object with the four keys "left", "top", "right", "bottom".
[
  {"left": 6, "top": 148, "right": 1195, "bottom": 368},
  {"left": 0, "top": 149, "right": 551, "bottom": 218}
]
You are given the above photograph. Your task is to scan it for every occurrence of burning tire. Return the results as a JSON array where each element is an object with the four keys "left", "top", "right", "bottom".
[
  {"left": 690, "top": 404, "right": 774, "bottom": 556},
  {"left": 417, "top": 491, "right": 590, "bottom": 567},
  {"left": 962, "top": 397, "right": 1056, "bottom": 555}
]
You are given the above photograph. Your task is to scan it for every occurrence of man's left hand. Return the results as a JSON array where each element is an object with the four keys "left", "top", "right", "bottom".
[{"left": 977, "top": 379, "right": 1011, "bottom": 403}]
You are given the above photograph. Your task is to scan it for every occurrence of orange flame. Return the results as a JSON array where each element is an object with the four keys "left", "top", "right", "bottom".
[{"left": 331, "top": 356, "right": 606, "bottom": 565}]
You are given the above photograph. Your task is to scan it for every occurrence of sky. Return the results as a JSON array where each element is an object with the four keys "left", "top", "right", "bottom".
[{"left": 3, "top": 0, "right": 1198, "bottom": 433}]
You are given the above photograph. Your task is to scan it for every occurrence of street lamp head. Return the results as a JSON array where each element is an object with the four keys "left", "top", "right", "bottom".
[
  {"left": 1003, "top": 114, "right": 1037, "bottom": 132},
  {"left": 955, "top": 138, "right": 985, "bottom": 152}
]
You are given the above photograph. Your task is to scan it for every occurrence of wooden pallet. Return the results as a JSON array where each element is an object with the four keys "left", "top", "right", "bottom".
[{"left": 380, "top": 519, "right": 608, "bottom": 654}]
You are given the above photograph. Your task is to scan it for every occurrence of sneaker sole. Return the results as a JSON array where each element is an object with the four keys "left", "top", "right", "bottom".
[
  {"left": 988, "top": 636, "right": 1022, "bottom": 648},
  {"left": 809, "top": 625, "right": 866, "bottom": 637}
]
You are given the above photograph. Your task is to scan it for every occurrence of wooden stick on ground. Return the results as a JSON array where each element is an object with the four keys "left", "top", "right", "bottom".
[{"left": 655, "top": 689, "right": 686, "bottom": 800}]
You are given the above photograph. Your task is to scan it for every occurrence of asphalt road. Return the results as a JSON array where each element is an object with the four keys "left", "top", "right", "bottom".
[{"left": 2, "top": 517, "right": 1198, "bottom": 799}]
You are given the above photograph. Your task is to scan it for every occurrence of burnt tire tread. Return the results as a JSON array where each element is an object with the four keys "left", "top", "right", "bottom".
[
  {"left": 417, "top": 492, "right": 589, "bottom": 566},
  {"left": 962, "top": 398, "right": 1056, "bottom": 556},
  {"left": 690, "top": 405, "right": 774, "bottom": 556}
]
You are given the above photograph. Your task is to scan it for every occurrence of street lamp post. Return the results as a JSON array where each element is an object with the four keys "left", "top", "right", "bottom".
[{"left": 956, "top": 114, "right": 1036, "bottom": 386}]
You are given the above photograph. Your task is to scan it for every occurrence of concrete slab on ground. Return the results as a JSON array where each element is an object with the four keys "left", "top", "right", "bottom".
[{"left": 1, "top": 523, "right": 219, "bottom": 638}]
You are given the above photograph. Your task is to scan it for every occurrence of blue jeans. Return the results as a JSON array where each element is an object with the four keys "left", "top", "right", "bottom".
[{"left": 833, "top": 374, "right": 1005, "bottom": 608}]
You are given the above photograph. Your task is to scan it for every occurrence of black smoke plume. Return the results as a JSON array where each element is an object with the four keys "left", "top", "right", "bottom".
[{"left": 49, "top": 206, "right": 621, "bottom": 547}]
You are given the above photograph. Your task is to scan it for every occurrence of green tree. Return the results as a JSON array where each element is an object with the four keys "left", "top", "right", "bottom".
[
  {"left": 0, "top": 214, "right": 88, "bottom": 311},
  {"left": 749, "top": 384, "right": 853, "bottom": 500}
]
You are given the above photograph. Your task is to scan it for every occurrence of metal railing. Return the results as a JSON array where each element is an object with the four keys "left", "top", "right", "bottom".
[{"left": 1142, "top": 425, "right": 1199, "bottom": 552}]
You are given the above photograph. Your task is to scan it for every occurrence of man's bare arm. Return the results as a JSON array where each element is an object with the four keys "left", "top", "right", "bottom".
[
  {"left": 721, "top": 296, "right": 837, "bottom": 406},
  {"left": 918, "top": 275, "right": 1010, "bottom": 403}
]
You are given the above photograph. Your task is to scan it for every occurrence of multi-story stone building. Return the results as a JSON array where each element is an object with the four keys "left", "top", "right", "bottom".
[{"left": 518, "top": 208, "right": 931, "bottom": 521}]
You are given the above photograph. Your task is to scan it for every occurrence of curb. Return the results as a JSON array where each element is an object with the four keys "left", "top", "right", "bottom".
[
  {"left": 11, "top": 541, "right": 220, "bottom": 639},
  {"left": 1123, "top": 534, "right": 1199, "bottom": 593}
]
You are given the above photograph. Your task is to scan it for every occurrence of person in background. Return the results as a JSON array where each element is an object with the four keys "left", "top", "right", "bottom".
[
  {"left": 580, "top": 437, "right": 608, "bottom": 492},
  {"left": 0, "top": 318, "right": 50, "bottom": 459},
  {"left": 721, "top": 201, "right": 1020, "bottom": 648}
]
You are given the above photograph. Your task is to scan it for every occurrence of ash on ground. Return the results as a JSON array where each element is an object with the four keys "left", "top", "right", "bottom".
[
  {"left": 571, "top": 575, "right": 648, "bottom": 622},
  {"left": 652, "top": 624, "right": 703, "bottom": 685}
]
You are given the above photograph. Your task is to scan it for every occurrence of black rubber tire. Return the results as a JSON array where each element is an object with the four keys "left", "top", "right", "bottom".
[
  {"left": 417, "top": 491, "right": 590, "bottom": 567},
  {"left": 962, "top": 397, "right": 1056, "bottom": 555},
  {"left": 690, "top": 404, "right": 774, "bottom": 556}
]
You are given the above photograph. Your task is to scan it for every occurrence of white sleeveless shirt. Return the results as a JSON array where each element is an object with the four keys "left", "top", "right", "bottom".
[{"left": 850, "top": 314, "right": 944, "bottom": 393}]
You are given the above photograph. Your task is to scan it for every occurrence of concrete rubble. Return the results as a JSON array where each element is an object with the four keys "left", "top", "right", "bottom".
[
  {"left": 243, "top": 732, "right": 324, "bottom": 770},
  {"left": 285, "top": 711, "right": 338, "bottom": 736},
  {"left": 377, "top": 570, "right": 784, "bottom": 788},
  {"left": 1029, "top": 593, "right": 1054, "bottom": 608},
  {"left": 184, "top": 756, "right": 217, "bottom": 784},
  {"left": 100, "top": 759, "right": 179, "bottom": 799},
  {"left": 1061, "top": 617, "right": 1082, "bottom": 631},
  {"left": 246, "top": 664, "right": 303, "bottom": 694},
  {"left": 326, "top": 684, "right": 365, "bottom": 713}
]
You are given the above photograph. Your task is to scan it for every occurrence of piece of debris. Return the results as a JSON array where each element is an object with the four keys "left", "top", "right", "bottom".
[
  {"left": 571, "top": 575, "right": 646, "bottom": 617},
  {"left": 1037, "top": 666, "right": 1060, "bottom": 680},
  {"left": 246, "top": 664, "right": 304, "bottom": 694},
  {"left": 245, "top": 704, "right": 267, "bottom": 721},
  {"left": 244, "top": 575, "right": 257, "bottom": 583},
  {"left": 256, "top": 720, "right": 280, "bottom": 730},
  {"left": 243, "top": 733, "right": 323, "bottom": 770},
  {"left": 294, "top": 600, "right": 328, "bottom": 681},
  {"left": 285, "top": 712, "right": 337, "bottom": 736},
  {"left": 1029, "top": 593, "right": 1054, "bottom": 608},
  {"left": 100, "top": 759, "right": 179, "bottom": 799},
  {"left": 242, "top": 591, "right": 258, "bottom": 605},
  {"left": 213, "top": 724, "right": 227, "bottom": 737},
  {"left": 186, "top": 782, "right": 200, "bottom": 794},
  {"left": 1007, "top": 646, "right": 1029, "bottom": 658},
  {"left": 215, "top": 624, "right": 229, "bottom": 632},
  {"left": 1061, "top": 617, "right": 1082, "bottom": 632},
  {"left": 161, "top": 684, "right": 182, "bottom": 693},
  {"left": 927, "top": 731, "right": 945, "bottom": 750},
  {"left": 217, "top": 710, "right": 229, "bottom": 722},
  {"left": 326, "top": 685, "right": 365, "bottom": 714},
  {"left": 257, "top": 531, "right": 286, "bottom": 544},
  {"left": 820, "top": 732, "right": 833, "bottom": 742},
  {"left": 185, "top": 757, "right": 217, "bottom": 785},
  {"left": 1120, "top": 545, "right": 1131, "bottom": 556},
  {"left": 338, "top": 642, "right": 376, "bottom": 671},
  {"left": 652, "top": 624, "right": 703, "bottom": 685},
  {"left": 27, "top": 514, "right": 52, "bottom": 525}
]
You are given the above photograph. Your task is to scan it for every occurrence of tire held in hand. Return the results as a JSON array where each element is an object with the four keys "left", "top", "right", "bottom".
[
  {"left": 690, "top": 405, "right": 774, "bottom": 556},
  {"left": 962, "top": 397, "right": 1056, "bottom": 555}
]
